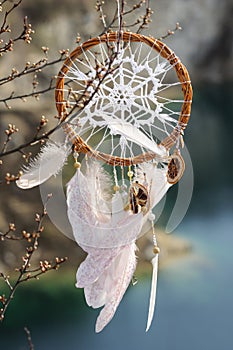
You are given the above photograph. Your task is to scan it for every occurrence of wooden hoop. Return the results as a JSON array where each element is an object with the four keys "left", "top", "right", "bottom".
[{"left": 55, "top": 32, "right": 193, "bottom": 166}]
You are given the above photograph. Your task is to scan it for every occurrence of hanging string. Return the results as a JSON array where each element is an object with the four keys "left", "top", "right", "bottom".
[
  {"left": 117, "top": 0, "right": 121, "bottom": 31},
  {"left": 117, "top": 0, "right": 120, "bottom": 28},
  {"left": 113, "top": 165, "right": 119, "bottom": 190}
]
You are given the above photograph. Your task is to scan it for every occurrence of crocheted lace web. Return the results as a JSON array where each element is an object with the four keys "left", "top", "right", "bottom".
[{"left": 59, "top": 39, "right": 184, "bottom": 158}]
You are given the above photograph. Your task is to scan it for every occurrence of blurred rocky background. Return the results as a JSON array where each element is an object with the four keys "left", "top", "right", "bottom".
[{"left": 18, "top": 0, "right": 233, "bottom": 83}]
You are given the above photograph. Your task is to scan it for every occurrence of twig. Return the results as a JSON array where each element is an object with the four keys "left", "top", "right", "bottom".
[
  {"left": 0, "top": 123, "right": 60, "bottom": 158},
  {"left": 0, "top": 3, "right": 34, "bottom": 55},
  {"left": 98, "top": 7, "right": 118, "bottom": 36},
  {"left": 136, "top": 0, "right": 153, "bottom": 33},
  {"left": 0, "top": 223, "right": 23, "bottom": 240},
  {"left": 1, "top": 123, "right": 19, "bottom": 153},
  {"left": 0, "top": 53, "right": 67, "bottom": 87},
  {"left": 0, "top": 0, "right": 23, "bottom": 35},
  {"left": 0, "top": 196, "right": 68, "bottom": 321},
  {"left": 96, "top": 0, "right": 107, "bottom": 31},
  {"left": 24, "top": 327, "right": 34, "bottom": 350},
  {"left": 158, "top": 22, "right": 182, "bottom": 41},
  {"left": 0, "top": 78, "right": 56, "bottom": 106},
  {"left": 97, "top": 0, "right": 153, "bottom": 35}
]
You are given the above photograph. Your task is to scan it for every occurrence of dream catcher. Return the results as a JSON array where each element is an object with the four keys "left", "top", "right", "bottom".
[{"left": 17, "top": 30, "right": 192, "bottom": 332}]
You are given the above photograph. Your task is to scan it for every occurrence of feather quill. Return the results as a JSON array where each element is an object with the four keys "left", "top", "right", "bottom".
[{"left": 16, "top": 141, "right": 70, "bottom": 189}]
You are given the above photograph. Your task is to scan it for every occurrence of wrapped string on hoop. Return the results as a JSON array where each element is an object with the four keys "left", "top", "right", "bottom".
[{"left": 17, "top": 31, "right": 193, "bottom": 333}]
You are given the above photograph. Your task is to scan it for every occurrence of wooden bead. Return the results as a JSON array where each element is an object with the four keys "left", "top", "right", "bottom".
[
  {"left": 153, "top": 246, "right": 160, "bottom": 254},
  {"left": 74, "top": 161, "right": 81, "bottom": 169}
]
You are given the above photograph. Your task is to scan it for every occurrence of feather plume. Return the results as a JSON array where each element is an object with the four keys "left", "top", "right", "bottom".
[
  {"left": 67, "top": 163, "right": 144, "bottom": 249},
  {"left": 16, "top": 141, "right": 70, "bottom": 189},
  {"left": 95, "top": 243, "right": 137, "bottom": 332},
  {"left": 75, "top": 246, "right": 122, "bottom": 288},
  {"left": 146, "top": 254, "right": 159, "bottom": 332},
  {"left": 84, "top": 161, "right": 112, "bottom": 214}
]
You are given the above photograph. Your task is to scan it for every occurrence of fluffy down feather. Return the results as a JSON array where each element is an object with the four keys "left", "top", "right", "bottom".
[{"left": 16, "top": 141, "right": 70, "bottom": 189}]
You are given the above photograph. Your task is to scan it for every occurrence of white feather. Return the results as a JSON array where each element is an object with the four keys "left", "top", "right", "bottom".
[
  {"left": 95, "top": 243, "right": 137, "bottom": 333},
  {"left": 75, "top": 246, "right": 122, "bottom": 288},
  {"left": 83, "top": 248, "right": 125, "bottom": 309},
  {"left": 109, "top": 122, "right": 167, "bottom": 157},
  {"left": 67, "top": 163, "right": 144, "bottom": 249},
  {"left": 16, "top": 141, "right": 70, "bottom": 189},
  {"left": 84, "top": 161, "right": 112, "bottom": 215},
  {"left": 146, "top": 254, "right": 159, "bottom": 332}
]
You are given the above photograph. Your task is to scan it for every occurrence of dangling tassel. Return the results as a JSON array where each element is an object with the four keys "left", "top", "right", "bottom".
[{"left": 146, "top": 213, "right": 160, "bottom": 332}]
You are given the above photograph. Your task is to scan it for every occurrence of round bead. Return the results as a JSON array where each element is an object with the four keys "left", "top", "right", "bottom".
[
  {"left": 127, "top": 170, "right": 134, "bottom": 178},
  {"left": 74, "top": 161, "right": 81, "bottom": 169},
  {"left": 73, "top": 151, "right": 79, "bottom": 158},
  {"left": 153, "top": 246, "right": 160, "bottom": 255},
  {"left": 148, "top": 212, "right": 155, "bottom": 221},
  {"left": 113, "top": 185, "right": 120, "bottom": 192}
]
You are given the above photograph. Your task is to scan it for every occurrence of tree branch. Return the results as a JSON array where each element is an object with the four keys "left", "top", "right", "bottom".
[{"left": 0, "top": 196, "right": 68, "bottom": 321}]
